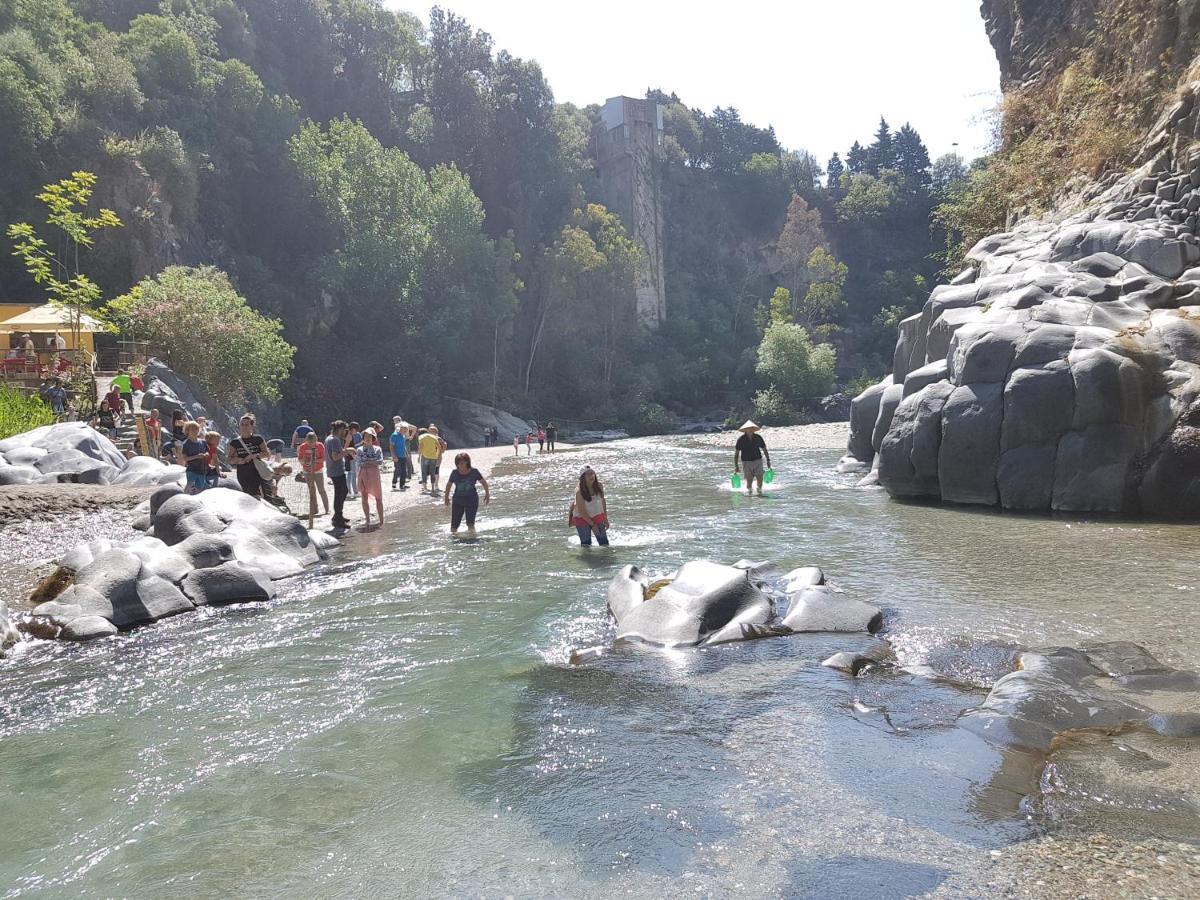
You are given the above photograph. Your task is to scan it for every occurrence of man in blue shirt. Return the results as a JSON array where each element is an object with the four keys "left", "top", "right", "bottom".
[
  {"left": 291, "top": 419, "right": 313, "bottom": 449},
  {"left": 390, "top": 417, "right": 408, "bottom": 490}
]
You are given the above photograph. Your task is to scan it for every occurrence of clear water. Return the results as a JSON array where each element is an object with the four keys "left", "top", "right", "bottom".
[{"left": 1, "top": 438, "right": 1198, "bottom": 897}]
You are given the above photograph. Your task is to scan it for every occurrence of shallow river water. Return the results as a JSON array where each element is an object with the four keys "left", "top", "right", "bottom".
[{"left": 1, "top": 438, "right": 1198, "bottom": 898}]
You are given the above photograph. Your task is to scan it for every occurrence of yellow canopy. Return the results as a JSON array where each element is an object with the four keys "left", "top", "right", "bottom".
[{"left": 0, "top": 306, "right": 105, "bottom": 332}]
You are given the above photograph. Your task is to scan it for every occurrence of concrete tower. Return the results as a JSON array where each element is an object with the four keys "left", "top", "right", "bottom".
[{"left": 595, "top": 96, "right": 666, "bottom": 327}]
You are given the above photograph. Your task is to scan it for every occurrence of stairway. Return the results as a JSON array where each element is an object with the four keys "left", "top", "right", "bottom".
[{"left": 112, "top": 418, "right": 139, "bottom": 455}]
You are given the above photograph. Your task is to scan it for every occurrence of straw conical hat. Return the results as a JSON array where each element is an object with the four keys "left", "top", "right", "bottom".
[{"left": 738, "top": 420, "right": 761, "bottom": 432}]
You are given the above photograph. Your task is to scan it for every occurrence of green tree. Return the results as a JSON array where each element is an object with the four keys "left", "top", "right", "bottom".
[
  {"left": 797, "top": 247, "right": 848, "bottom": 337},
  {"left": 109, "top": 266, "right": 295, "bottom": 405},
  {"left": 893, "top": 123, "right": 931, "bottom": 184},
  {"left": 7, "top": 171, "right": 122, "bottom": 348},
  {"left": 846, "top": 140, "right": 867, "bottom": 174},
  {"left": 768, "top": 286, "right": 792, "bottom": 325},
  {"left": 825, "top": 151, "right": 844, "bottom": 185},
  {"left": 756, "top": 322, "right": 836, "bottom": 399},
  {"left": 866, "top": 116, "right": 895, "bottom": 174}
]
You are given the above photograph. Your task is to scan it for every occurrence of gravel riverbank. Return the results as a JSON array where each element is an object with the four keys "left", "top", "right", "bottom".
[{"left": 686, "top": 421, "right": 850, "bottom": 451}]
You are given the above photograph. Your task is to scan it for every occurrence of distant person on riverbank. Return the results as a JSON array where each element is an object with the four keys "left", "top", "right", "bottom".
[
  {"left": 418, "top": 425, "right": 446, "bottom": 492},
  {"left": 228, "top": 413, "right": 269, "bottom": 500},
  {"left": 444, "top": 452, "right": 489, "bottom": 536},
  {"left": 346, "top": 421, "right": 362, "bottom": 500},
  {"left": 94, "top": 399, "right": 117, "bottom": 439},
  {"left": 390, "top": 419, "right": 408, "bottom": 491},
  {"left": 204, "top": 431, "right": 221, "bottom": 488},
  {"left": 513, "top": 433, "right": 519, "bottom": 456},
  {"left": 43, "top": 378, "right": 67, "bottom": 418},
  {"left": 145, "top": 408, "right": 161, "bottom": 457},
  {"left": 357, "top": 427, "right": 384, "bottom": 529},
  {"left": 570, "top": 465, "right": 609, "bottom": 546},
  {"left": 733, "top": 420, "right": 771, "bottom": 496},
  {"left": 291, "top": 419, "right": 313, "bottom": 449},
  {"left": 546, "top": 422, "right": 557, "bottom": 453},
  {"left": 298, "top": 431, "right": 329, "bottom": 527},
  {"left": 104, "top": 384, "right": 124, "bottom": 424},
  {"left": 111, "top": 368, "right": 133, "bottom": 411},
  {"left": 325, "top": 421, "right": 351, "bottom": 530},
  {"left": 181, "top": 422, "right": 209, "bottom": 494},
  {"left": 524, "top": 432, "right": 532, "bottom": 455},
  {"left": 537, "top": 426, "right": 546, "bottom": 454}
]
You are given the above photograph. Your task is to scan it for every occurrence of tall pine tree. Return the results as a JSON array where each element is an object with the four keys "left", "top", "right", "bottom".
[
  {"left": 826, "top": 151, "right": 844, "bottom": 185},
  {"left": 866, "top": 116, "right": 895, "bottom": 174},
  {"left": 894, "top": 123, "right": 932, "bottom": 184},
  {"left": 846, "top": 141, "right": 868, "bottom": 175}
]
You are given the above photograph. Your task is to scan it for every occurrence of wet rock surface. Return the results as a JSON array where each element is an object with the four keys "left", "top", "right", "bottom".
[
  {"left": 604, "top": 560, "right": 880, "bottom": 648},
  {"left": 0, "top": 422, "right": 184, "bottom": 488},
  {"left": 21, "top": 487, "right": 333, "bottom": 640}
]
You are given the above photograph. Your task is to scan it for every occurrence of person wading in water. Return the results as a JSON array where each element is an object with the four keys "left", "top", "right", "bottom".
[
  {"left": 733, "top": 420, "right": 771, "bottom": 496},
  {"left": 570, "top": 465, "right": 610, "bottom": 547},
  {"left": 444, "top": 452, "right": 490, "bottom": 536}
]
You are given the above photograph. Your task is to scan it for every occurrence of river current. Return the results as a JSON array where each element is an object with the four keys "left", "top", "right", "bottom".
[{"left": 0, "top": 437, "right": 1197, "bottom": 897}]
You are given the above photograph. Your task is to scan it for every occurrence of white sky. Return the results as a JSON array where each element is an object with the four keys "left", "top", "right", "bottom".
[{"left": 385, "top": 1, "right": 1002, "bottom": 164}]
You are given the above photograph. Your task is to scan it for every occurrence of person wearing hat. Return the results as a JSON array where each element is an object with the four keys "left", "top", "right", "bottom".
[
  {"left": 569, "top": 465, "right": 610, "bottom": 546},
  {"left": 733, "top": 420, "right": 771, "bottom": 496},
  {"left": 389, "top": 417, "right": 408, "bottom": 491}
]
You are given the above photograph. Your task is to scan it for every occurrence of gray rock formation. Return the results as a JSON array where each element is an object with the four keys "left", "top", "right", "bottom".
[
  {"left": 844, "top": 163, "right": 1200, "bottom": 517},
  {"left": 0, "top": 422, "right": 187, "bottom": 486},
  {"left": 960, "top": 642, "right": 1200, "bottom": 752},
  {"left": 141, "top": 358, "right": 282, "bottom": 439},
  {"left": 437, "top": 397, "right": 534, "bottom": 448},
  {"left": 28, "top": 487, "right": 335, "bottom": 640},
  {"left": 604, "top": 560, "right": 879, "bottom": 649}
]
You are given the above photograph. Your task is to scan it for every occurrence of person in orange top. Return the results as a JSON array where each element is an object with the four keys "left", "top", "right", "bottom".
[{"left": 298, "top": 431, "right": 330, "bottom": 527}]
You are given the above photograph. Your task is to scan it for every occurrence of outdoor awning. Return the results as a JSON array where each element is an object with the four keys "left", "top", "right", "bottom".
[{"left": 0, "top": 306, "right": 105, "bottom": 332}]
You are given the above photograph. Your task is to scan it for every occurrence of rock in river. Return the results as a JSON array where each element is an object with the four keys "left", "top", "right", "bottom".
[{"left": 604, "top": 560, "right": 880, "bottom": 649}]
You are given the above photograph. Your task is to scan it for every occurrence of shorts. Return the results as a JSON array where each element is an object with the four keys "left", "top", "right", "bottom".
[
  {"left": 420, "top": 457, "right": 439, "bottom": 481},
  {"left": 742, "top": 458, "right": 765, "bottom": 481},
  {"left": 186, "top": 471, "right": 208, "bottom": 491}
]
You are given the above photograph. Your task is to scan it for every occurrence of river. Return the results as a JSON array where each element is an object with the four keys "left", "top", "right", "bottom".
[{"left": 0, "top": 437, "right": 1197, "bottom": 897}]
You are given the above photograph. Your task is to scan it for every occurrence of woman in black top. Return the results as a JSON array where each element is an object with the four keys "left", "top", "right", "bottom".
[
  {"left": 443, "top": 452, "right": 490, "bottom": 535},
  {"left": 228, "top": 413, "right": 270, "bottom": 499}
]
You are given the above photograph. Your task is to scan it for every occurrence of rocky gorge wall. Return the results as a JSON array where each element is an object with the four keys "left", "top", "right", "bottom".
[{"left": 841, "top": 1, "right": 1200, "bottom": 518}]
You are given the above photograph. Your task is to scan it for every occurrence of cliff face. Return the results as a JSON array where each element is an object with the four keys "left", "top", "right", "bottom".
[{"left": 842, "top": 1, "right": 1200, "bottom": 518}]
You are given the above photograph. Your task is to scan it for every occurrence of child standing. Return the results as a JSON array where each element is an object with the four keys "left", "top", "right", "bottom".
[
  {"left": 513, "top": 433, "right": 519, "bottom": 456},
  {"left": 180, "top": 422, "right": 208, "bottom": 494},
  {"left": 204, "top": 431, "right": 221, "bottom": 488},
  {"left": 356, "top": 428, "right": 384, "bottom": 529}
]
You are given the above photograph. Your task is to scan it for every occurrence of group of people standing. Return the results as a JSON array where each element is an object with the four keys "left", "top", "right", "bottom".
[
  {"left": 513, "top": 422, "right": 557, "bottom": 456},
  {"left": 290, "top": 417, "right": 457, "bottom": 532}
]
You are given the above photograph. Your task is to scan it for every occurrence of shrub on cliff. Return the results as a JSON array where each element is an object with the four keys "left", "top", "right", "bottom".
[{"left": 109, "top": 266, "right": 295, "bottom": 407}]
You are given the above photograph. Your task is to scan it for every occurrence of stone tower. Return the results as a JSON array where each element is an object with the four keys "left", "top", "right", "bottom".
[{"left": 595, "top": 96, "right": 666, "bottom": 327}]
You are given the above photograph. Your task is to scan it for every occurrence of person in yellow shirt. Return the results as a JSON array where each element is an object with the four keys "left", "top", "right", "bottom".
[{"left": 417, "top": 424, "right": 447, "bottom": 493}]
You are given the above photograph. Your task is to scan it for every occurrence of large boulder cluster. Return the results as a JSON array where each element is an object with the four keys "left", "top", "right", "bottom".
[
  {"left": 0, "top": 422, "right": 183, "bottom": 487},
  {"left": 844, "top": 162, "right": 1200, "bottom": 517},
  {"left": 24, "top": 485, "right": 338, "bottom": 641},
  {"left": 603, "top": 560, "right": 881, "bottom": 649}
]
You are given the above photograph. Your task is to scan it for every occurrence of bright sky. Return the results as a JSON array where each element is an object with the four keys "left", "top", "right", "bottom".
[{"left": 385, "top": 1, "right": 1002, "bottom": 164}]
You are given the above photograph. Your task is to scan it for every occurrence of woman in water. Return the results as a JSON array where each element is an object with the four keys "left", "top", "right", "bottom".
[
  {"left": 444, "top": 452, "right": 490, "bottom": 536},
  {"left": 356, "top": 427, "right": 384, "bottom": 529},
  {"left": 571, "top": 465, "right": 609, "bottom": 547}
]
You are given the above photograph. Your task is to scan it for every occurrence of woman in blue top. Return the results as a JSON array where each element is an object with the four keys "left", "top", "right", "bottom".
[{"left": 443, "top": 452, "right": 490, "bottom": 536}]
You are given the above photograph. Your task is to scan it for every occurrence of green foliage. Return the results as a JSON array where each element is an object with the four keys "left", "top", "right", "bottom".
[
  {"left": 625, "top": 400, "right": 679, "bottom": 437},
  {"left": 0, "top": 383, "right": 55, "bottom": 440},
  {"left": 6, "top": 171, "right": 121, "bottom": 343},
  {"left": 756, "top": 323, "right": 836, "bottom": 399},
  {"left": 837, "top": 171, "right": 901, "bottom": 225},
  {"left": 752, "top": 385, "right": 803, "bottom": 426},
  {"left": 109, "top": 265, "right": 295, "bottom": 405},
  {"left": 932, "top": 158, "right": 1007, "bottom": 273}
]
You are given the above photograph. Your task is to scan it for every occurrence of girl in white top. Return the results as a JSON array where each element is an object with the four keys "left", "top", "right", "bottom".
[{"left": 570, "top": 465, "right": 609, "bottom": 547}]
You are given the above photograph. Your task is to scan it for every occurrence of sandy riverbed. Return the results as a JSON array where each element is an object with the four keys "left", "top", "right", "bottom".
[{"left": 686, "top": 421, "right": 850, "bottom": 451}]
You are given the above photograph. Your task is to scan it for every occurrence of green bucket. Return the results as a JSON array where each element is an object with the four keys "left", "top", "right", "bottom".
[
  {"left": 764, "top": 468, "right": 775, "bottom": 484},
  {"left": 731, "top": 472, "right": 742, "bottom": 489}
]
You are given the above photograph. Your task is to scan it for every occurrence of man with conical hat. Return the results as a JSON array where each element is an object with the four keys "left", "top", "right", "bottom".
[{"left": 733, "top": 420, "right": 771, "bottom": 496}]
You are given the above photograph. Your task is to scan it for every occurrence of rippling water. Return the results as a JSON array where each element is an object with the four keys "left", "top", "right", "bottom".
[{"left": 1, "top": 438, "right": 1197, "bottom": 897}]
